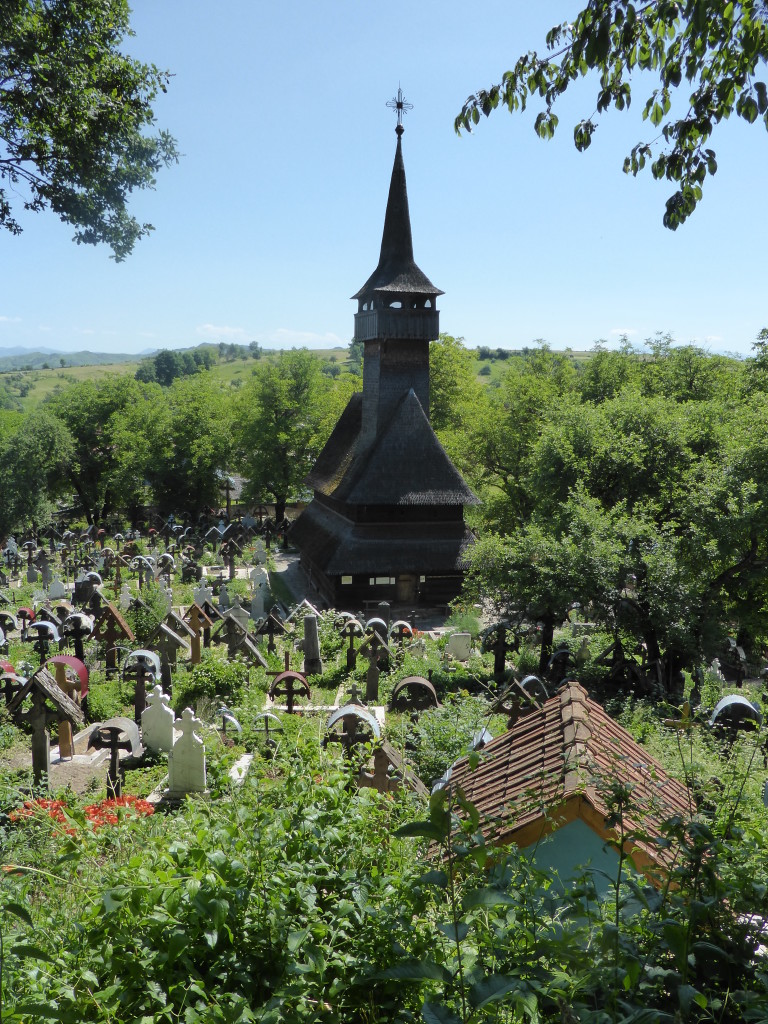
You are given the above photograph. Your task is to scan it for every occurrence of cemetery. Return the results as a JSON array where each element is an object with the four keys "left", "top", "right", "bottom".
[{"left": 0, "top": 61, "right": 767, "bottom": 1024}]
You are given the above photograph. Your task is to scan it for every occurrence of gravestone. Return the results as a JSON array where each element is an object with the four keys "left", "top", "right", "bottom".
[
  {"left": 194, "top": 582, "right": 214, "bottom": 607},
  {"left": 227, "top": 597, "right": 250, "bottom": 632},
  {"left": 48, "top": 576, "right": 68, "bottom": 601},
  {"left": 303, "top": 614, "right": 323, "bottom": 676},
  {"left": 167, "top": 708, "right": 207, "bottom": 797},
  {"left": 141, "top": 685, "right": 174, "bottom": 753},
  {"left": 119, "top": 584, "right": 133, "bottom": 611},
  {"left": 445, "top": 633, "right": 472, "bottom": 662},
  {"left": 218, "top": 585, "right": 231, "bottom": 613},
  {"left": 38, "top": 553, "right": 53, "bottom": 589}
]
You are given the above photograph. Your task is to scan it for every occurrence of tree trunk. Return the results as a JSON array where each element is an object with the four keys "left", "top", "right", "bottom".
[{"left": 538, "top": 614, "right": 555, "bottom": 676}]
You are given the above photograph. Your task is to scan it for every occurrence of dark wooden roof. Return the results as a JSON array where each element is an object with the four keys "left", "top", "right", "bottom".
[
  {"left": 305, "top": 392, "right": 362, "bottom": 495},
  {"left": 290, "top": 498, "right": 475, "bottom": 576},
  {"left": 352, "top": 136, "right": 443, "bottom": 300},
  {"left": 448, "top": 681, "right": 691, "bottom": 874},
  {"left": 307, "top": 389, "right": 477, "bottom": 507},
  {"left": 346, "top": 389, "right": 477, "bottom": 506}
]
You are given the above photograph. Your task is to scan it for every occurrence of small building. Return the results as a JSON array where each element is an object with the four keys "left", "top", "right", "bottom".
[
  {"left": 292, "top": 100, "right": 477, "bottom": 607},
  {"left": 447, "top": 681, "right": 691, "bottom": 891}
]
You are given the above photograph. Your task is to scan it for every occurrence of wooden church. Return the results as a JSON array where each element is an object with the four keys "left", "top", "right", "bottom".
[{"left": 292, "top": 96, "right": 477, "bottom": 607}]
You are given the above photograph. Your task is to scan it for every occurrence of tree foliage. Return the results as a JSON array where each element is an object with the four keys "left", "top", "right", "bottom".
[
  {"left": 0, "top": 0, "right": 178, "bottom": 258},
  {"left": 234, "top": 350, "right": 335, "bottom": 523},
  {"left": 456, "top": 1, "right": 768, "bottom": 228},
  {"left": 44, "top": 374, "right": 153, "bottom": 525},
  {"left": 463, "top": 336, "right": 768, "bottom": 677}
]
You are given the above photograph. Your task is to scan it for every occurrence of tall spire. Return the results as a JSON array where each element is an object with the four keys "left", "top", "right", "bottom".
[{"left": 352, "top": 89, "right": 442, "bottom": 300}]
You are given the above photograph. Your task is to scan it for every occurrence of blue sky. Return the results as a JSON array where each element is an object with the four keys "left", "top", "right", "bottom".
[{"left": 1, "top": 1, "right": 766, "bottom": 356}]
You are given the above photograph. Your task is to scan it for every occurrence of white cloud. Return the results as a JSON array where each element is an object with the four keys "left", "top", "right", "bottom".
[
  {"left": 704, "top": 335, "right": 722, "bottom": 344},
  {"left": 195, "top": 322, "right": 250, "bottom": 343},
  {"left": 609, "top": 327, "right": 638, "bottom": 337},
  {"left": 38, "top": 325, "right": 52, "bottom": 332},
  {"left": 0, "top": 315, "right": 21, "bottom": 324},
  {"left": 76, "top": 328, "right": 96, "bottom": 336}
]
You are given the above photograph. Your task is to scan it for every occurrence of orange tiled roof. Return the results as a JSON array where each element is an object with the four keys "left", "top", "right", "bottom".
[{"left": 448, "top": 681, "right": 692, "bottom": 875}]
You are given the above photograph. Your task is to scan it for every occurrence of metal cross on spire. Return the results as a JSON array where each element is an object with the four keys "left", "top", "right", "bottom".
[{"left": 386, "top": 85, "right": 413, "bottom": 136}]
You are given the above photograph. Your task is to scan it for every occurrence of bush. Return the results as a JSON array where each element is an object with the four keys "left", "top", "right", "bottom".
[{"left": 171, "top": 653, "right": 249, "bottom": 714}]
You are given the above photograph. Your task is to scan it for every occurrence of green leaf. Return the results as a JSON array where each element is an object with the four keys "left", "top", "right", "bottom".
[
  {"left": 4, "top": 901, "right": 32, "bottom": 926},
  {"left": 373, "top": 961, "right": 452, "bottom": 983},
  {"left": 395, "top": 821, "right": 447, "bottom": 842},
  {"left": 12, "top": 1003, "right": 61, "bottom": 1019},
  {"left": 10, "top": 943, "right": 54, "bottom": 962},
  {"left": 418, "top": 869, "right": 449, "bottom": 888},
  {"left": 287, "top": 928, "right": 309, "bottom": 952},
  {"left": 678, "top": 984, "right": 707, "bottom": 1014},
  {"left": 463, "top": 886, "right": 517, "bottom": 909},
  {"left": 422, "top": 1001, "right": 462, "bottom": 1024},
  {"left": 436, "top": 921, "right": 469, "bottom": 942},
  {"left": 469, "top": 974, "right": 520, "bottom": 1009}
]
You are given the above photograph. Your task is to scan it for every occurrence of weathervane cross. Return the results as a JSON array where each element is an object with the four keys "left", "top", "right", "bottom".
[{"left": 386, "top": 85, "right": 413, "bottom": 135}]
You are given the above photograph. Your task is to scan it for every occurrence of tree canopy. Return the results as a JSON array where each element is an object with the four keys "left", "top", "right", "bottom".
[
  {"left": 455, "top": 1, "right": 768, "bottom": 228},
  {"left": 461, "top": 337, "right": 768, "bottom": 683},
  {"left": 0, "top": 0, "right": 177, "bottom": 259}
]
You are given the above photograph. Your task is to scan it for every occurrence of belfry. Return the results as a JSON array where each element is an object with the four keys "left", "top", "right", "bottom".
[{"left": 292, "top": 91, "right": 477, "bottom": 606}]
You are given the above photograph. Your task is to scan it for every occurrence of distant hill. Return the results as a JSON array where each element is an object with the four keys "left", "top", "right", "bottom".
[{"left": 0, "top": 349, "right": 145, "bottom": 372}]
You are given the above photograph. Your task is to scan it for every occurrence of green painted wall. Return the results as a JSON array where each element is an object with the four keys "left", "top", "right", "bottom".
[{"left": 525, "top": 818, "right": 621, "bottom": 898}]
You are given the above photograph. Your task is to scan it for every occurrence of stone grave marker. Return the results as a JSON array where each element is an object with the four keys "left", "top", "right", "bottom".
[
  {"left": 167, "top": 708, "right": 207, "bottom": 797},
  {"left": 227, "top": 596, "right": 250, "bottom": 632},
  {"left": 194, "top": 582, "right": 214, "bottom": 607},
  {"left": 141, "top": 684, "right": 174, "bottom": 753},
  {"left": 445, "top": 632, "right": 472, "bottom": 662},
  {"left": 48, "top": 576, "right": 68, "bottom": 601},
  {"left": 303, "top": 614, "right": 323, "bottom": 676}
]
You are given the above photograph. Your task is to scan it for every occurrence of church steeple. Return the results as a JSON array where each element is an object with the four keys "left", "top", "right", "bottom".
[
  {"left": 352, "top": 88, "right": 443, "bottom": 326},
  {"left": 352, "top": 131, "right": 442, "bottom": 303}
]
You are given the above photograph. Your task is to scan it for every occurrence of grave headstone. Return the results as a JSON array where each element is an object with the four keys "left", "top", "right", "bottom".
[
  {"left": 167, "top": 708, "right": 207, "bottom": 796},
  {"left": 227, "top": 596, "right": 250, "bottom": 632},
  {"left": 303, "top": 614, "right": 323, "bottom": 676},
  {"left": 48, "top": 578, "right": 69, "bottom": 603},
  {"left": 141, "top": 685, "right": 174, "bottom": 753},
  {"left": 194, "top": 582, "right": 214, "bottom": 607},
  {"left": 445, "top": 633, "right": 472, "bottom": 662}
]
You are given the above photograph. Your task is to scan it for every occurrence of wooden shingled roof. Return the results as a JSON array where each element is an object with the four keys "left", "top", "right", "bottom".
[
  {"left": 448, "top": 681, "right": 692, "bottom": 877},
  {"left": 290, "top": 498, "right": 475, "bottom": 576},
  {"left": 306, "top": 389, "right": 477, "bottom": 508},
  {"left": 352, "top": 135, "right": 443, "bottom": 301}
]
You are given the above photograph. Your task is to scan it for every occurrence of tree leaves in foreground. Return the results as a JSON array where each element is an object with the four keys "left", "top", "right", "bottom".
[
  {"left": 455, "top": 1, "right": 768, "bottom": 228},
  {"left": 0, "top": 0, "right": 178, "bottom": 258}
]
